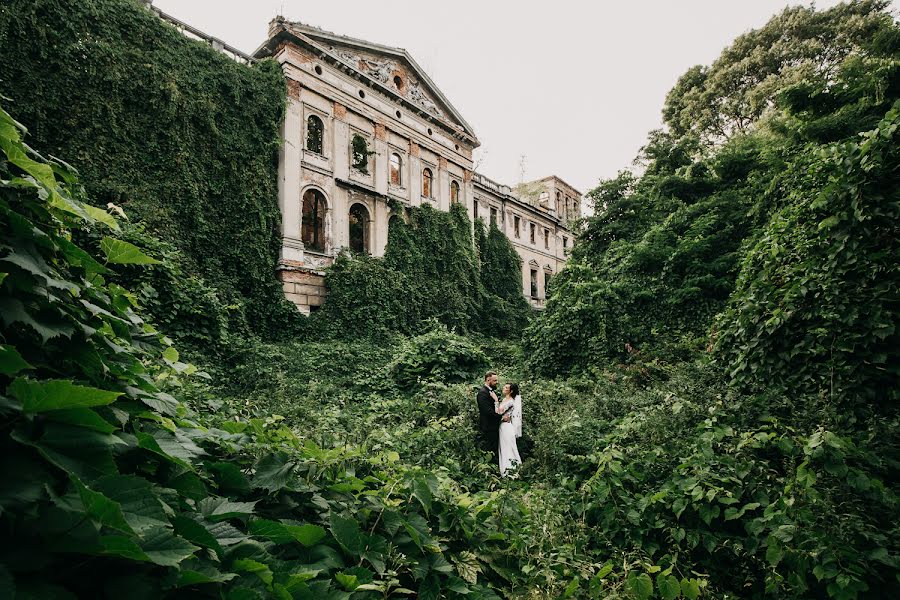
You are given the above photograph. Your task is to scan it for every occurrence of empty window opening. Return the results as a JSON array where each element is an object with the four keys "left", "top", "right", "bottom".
[
  {"left": 301, "top": 189, "right": 326, "bottom": 252},
  {"left": 351, "top": 134, "right": 369, "bottom": 173},
  {"left": 306, "top": 114, "right": 323, "bottom": 154},
  {"left": 389, "top": 153, "right": 402, "bottom": 186},
  {"left": 422, "top": 168, "right": 433, "bottom": 198},
  {"left": 348, "top": 203, "right": 370, "bottom": 254}
]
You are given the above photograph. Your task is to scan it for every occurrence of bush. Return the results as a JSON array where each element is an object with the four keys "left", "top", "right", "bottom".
[
  {"left": 389, "top": 325, "right": 489, "bottom": 390},
  {"left": 716, "top": 102, "right": 900, "bottom": 407}
]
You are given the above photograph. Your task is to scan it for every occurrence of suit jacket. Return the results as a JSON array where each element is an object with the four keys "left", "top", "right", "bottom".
[{"left": 477, "top": 385, "right": 501, "bottom": 435}]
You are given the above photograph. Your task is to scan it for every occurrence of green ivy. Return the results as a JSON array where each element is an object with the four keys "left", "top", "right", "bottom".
[
  {"left": 716, "top": 101, "right": 900, "bottom": 407},
  {"left": 0, "top": 0, "right": 300, "bottom": 340},
  {"left": 315, "top": 203, "right": 530, "bottom": 339}
]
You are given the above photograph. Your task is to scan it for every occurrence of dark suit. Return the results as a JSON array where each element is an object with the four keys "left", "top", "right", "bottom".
[{"left": 476, "top": 384, "right": 501, "bottom": 460}]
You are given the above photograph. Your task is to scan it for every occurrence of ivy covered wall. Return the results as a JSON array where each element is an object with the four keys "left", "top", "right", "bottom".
[{"left": 0, "top": 0, "right": 299, "bottom": 337}]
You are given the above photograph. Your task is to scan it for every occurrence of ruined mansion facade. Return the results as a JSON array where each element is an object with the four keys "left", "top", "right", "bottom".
[{"left": 254, "top": 18, "right": 582, "bottom": 313}]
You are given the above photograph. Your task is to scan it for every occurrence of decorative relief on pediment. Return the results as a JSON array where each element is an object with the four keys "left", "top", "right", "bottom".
[{"left": 325, "top": 44, "right": 445, "bottom": 119}]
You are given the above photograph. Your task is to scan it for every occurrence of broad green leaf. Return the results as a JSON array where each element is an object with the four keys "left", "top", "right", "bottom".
[
  {"left": 418, "top": 573, "right": 440, "bottom": 600},
  {"left": 335, "top": 571, "right": 360, "bottom": 592},
  {"left": 766, "top": 540, "right": 784, "bottom": 566},
  {"left": 680, "top": 578, "right": 701, "bottom": 600},
  {"left": 198, "top": 497, "right": 257, "bottom": 521},
  {"left": 73, "top": 477, "right": 134, "bottom": 534},
  {"left": 100, "top": 237, "right": 160, "bottom": 265},
  {"left": 101, "top": 535, "right": 150, "bottom": 562},
  {"left": 94, "top": 475, "right": 169, "bottom": 533},
  {"left": 44, "top": 408, "right": 117, "bottom": 433},
  {"left": 596, "top": 563, "right": 614, "bottom": 579},
  {"left": 173, "top": 516, "right": 224, "bottom": 557},
  {"left": 451, "top": 551, "right": 481, "bottom": 585},
  {"left": 411, "top": 475, "right": 433, "bottom": 515},
  {"left": 657, "top": 573, "right": 681, "bottom": 600},
  {"left": 83, "top": 203, "right": 120, "bottom": 230},
  {"left": 233, "top": 559, "right": 273, "bottom": 585},
  {"left": 0, "top": 344, "right": 31, "bottom": 375},
  {"left": 206, "top": 461, "right": 250, "bottom": 494},
  {"left": 625, "top": 572, "right": 654, "bottom": 600},
  {"left": 252, "top": 452, "right": 294, "bottom": 491},
  {"left": 177, "top": 564, "right": 237, "bottom": 587},
  {"left": 561, "top": 576, "right": 580, "bottom": 598},
  {"left": 10, "top": 378, "right": 121, "bottom": 413},
  {"left": 290, "top": 523, "right": 327, "bottom": 547},
  {"left": 0, "top": 298, "right": 75, "bottom": 343},
  {"left": 205, "top": 520, "right": 248, "bottom": 546},
  {"left": 140, "top": 526, "right": 199, "bottom": 566},
  {"left": 167, "top": 471, "right": 208, "bottom": 501},
  {"left": 330, "top": 513, "right": 365, "bottom": 554},
  {"left": 249, "top": 519, "right": 294, "bottom": 544},
  {"left": 162, "top": 347, "right": 179, "bottom": 363}
]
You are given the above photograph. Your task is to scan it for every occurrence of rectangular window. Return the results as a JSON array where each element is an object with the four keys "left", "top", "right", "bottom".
[
  {"left": 530, "top": 269, "right": 538, "bottom": 298},
  {"left": 473, "top": 201, "right": 478, "bottom": 222},
  {"left": 490, "top": 207, "right": 497, "bottom": 227},
  {"left": 544, "top": 271, "right": 551, "bottom": 296},
  {"left": 544, "top": 229, "right": 550, "bottom": 249},
  {"left": 514, "top": 215, "right": 520, "bottom": 238},
  {"left": 563, "top": 236, "right": 568, "bottom": 249},
  {"left": 530, "top": 223, "right": 536, "bottom": 244}
]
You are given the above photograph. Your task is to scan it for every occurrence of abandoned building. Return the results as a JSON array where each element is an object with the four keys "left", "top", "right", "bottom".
[{"left": 252, "top": 18, "right": 582, "bottom": 313}]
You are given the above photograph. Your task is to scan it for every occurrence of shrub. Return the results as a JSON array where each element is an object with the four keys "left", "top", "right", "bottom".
[{"left": 388, "top": 324, "right": 489, "bottom": 390}]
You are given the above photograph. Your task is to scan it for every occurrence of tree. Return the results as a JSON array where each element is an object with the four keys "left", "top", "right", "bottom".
[{"left": 663, "top": 0, "right": 896, "bottom": 144}]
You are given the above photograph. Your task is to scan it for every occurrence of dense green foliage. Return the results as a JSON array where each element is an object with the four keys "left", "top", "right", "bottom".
[
  {"left": 388, "top": 326, "right": 489, "bottom": 390},
  {"left": 0, "top": 0, "right": 299, "bottom": 340},
  {"left": 662, "top": 0, "right": 896, "bottom": 144},
  {"left": 524, "top": 0, "right": 900, "bottom": 378},
  {"left": 0, "top": 103, "right": 525, "bottom": 600},
  {"left": 512, "top": 2, "right": 900, "bottom": 599},
  {"left": 316, "top": 204, "right": 530, "bottom": 339},
  {"left": 716, "top": 103, "right": 900, "bottom": 406},
  {"left": 2, "top": 1, "right": 898, "bottom": 599}
]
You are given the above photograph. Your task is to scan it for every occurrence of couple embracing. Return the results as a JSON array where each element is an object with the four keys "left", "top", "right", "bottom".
[{"left": 476, "top": 371, "right": 522, "bottom": 477}]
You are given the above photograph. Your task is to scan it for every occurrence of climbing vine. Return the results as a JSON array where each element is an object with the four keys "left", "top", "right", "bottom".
[
  {"left": 0, "top": 0, "right": 299, "bottom": 339},
  {"left": 316, "top": 204, "right": 530, "bottom": 339}
]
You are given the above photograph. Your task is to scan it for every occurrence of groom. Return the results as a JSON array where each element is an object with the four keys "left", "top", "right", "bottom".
[{"left": 476, "top": 371, "right": 508, "bottom": 462}]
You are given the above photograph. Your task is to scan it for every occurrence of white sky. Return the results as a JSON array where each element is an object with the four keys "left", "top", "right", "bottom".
[{"left": 152, "top": 0, "right": 846, "bottom": 196}]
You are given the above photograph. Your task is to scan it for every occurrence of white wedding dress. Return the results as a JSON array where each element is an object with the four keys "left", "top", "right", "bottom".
[{"left": 497, "top": 395, "right": 522, "bottom": 476}]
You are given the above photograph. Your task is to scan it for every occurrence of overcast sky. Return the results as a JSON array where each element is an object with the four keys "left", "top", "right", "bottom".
[{"left": 152, "top": 0, "right": 847, "bottom": 196}]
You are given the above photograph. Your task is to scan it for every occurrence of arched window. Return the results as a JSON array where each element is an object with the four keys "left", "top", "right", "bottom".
[
  {"left": 306, "top": 115, "right": 323, "bottom": 154},
  {"left": 348, "top": 203, "right": 370, "bottom": 254},
  {"left": 301, "top": 189, "right": 326, "bottom": 252},
  {"left": 422, "top": 168, "right": 433, "bottom": 198},
  {"left": 351, "top": 134, "right": 369, "bottom": 173},
  {"left": 389, "top": 153, "right": 402, "bottom": 186},
  {"left": 450, "top": 180, "right": 460, "bottom": 203}
]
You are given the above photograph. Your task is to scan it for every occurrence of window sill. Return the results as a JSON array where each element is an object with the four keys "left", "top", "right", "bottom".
[{"left": 420, "top": 195, "right": 434, "bottom": 201}]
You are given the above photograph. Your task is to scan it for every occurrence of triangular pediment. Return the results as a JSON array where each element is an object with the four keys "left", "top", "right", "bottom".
[{"left": 272, "top": 21, "right": 476, "bottom": 140}]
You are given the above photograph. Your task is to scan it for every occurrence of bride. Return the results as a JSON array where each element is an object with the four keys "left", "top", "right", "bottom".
[{"left": 495, "top": 383, "right": 522, "bottom": 476}]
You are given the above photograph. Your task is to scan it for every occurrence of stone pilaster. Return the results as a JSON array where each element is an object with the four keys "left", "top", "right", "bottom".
[{"left": 279, "top": 97, "right": 303, "bottom": 262}]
